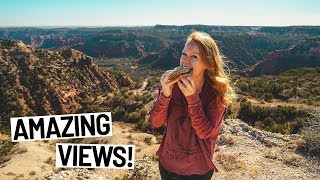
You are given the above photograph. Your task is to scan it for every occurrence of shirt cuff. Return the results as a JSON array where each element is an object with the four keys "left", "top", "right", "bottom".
[{"left": 158, "top": 91, "right": 171, "bottom": 105}]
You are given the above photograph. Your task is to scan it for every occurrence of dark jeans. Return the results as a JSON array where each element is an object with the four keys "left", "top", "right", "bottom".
[{"left": 158, "top": 161, "right": 214, "bottom": 180}]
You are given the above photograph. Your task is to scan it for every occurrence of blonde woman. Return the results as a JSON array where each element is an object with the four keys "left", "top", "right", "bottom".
[{"left": 150, "top": 31, "right": 234, "bottom": 179}]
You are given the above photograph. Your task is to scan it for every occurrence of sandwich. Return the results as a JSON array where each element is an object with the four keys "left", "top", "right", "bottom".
[{"left": 168, "top": 66, "right": 193, "bottom": 81}]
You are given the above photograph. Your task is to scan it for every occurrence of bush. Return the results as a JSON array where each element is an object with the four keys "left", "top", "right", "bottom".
[
  {"left": 144, "top": 137, "right": 152, "bottom": 145},
  {"left": 235, "top": 67, "right": 320, "bottom": 106},
  {"left": 263, "top": 93, "right": 274, "bottom": 102},
  {"left": 238, "top": 100, "right": 314, "bottom": 134},
  {"left": 300, "top": 127, "right": 320, "bottom": 157}
]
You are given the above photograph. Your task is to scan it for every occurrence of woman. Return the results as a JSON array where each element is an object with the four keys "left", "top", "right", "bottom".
[{"left": 150, "top": 31, "right": 234, "bottom": 179}]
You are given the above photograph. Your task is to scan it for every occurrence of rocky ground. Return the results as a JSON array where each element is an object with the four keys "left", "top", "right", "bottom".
[{"left": 0, "top": 118, "right": 319, "bottom": 180}]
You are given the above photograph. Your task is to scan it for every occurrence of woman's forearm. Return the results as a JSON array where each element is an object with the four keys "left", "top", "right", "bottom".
[
  {"left": 150, "top": 88, "right": 171, "bottom": 128},
  {"left": 186, "top": 93, "right": 226, "bottom": 139}
]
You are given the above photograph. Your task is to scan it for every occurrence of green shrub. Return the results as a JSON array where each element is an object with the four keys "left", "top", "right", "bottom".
[{"left": 238, "top": 100, "right": 314, "bottom": 134}]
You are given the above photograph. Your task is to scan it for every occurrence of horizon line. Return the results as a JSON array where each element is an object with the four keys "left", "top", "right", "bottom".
[{"left": 0, "top": 24, "right": 320, "bottom": 28}]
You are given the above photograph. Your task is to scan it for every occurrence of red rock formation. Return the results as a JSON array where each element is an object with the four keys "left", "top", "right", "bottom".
[
  {"left": 248, "top": 38, "right": 320, "bottom": 76},
  {"left": 0, "top": 40, "right": 133, "bottom": 127}
]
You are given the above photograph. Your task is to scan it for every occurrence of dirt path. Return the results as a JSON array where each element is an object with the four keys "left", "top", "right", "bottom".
[
  {"left": 137, "top": 79, "right": 148, "bottom": 94},
  {"left": 131, "top": 78, "right": 149, "bottom": 95}
]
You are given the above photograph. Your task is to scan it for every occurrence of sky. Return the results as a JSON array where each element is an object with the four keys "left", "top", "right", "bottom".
[{"left": 0, "top": 0, "right": 319, "bottom": 27}]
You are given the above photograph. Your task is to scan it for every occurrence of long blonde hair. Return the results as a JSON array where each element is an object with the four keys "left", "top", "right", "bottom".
[{"left": 187, "top": 31, "right": 235, "bottom": 109}]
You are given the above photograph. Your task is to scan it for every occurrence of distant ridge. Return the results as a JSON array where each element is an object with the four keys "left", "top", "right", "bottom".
[{"left": 1, "top": 26, "right": 319, "bottom": 70}]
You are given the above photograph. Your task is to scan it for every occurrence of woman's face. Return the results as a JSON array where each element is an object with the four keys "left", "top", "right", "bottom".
[{"left": 180, "top": 40, "right": 206, "bottom": 80}]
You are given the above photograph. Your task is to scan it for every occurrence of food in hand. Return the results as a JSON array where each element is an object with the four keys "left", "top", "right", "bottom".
[{"left": 168, "top": 66, "right": 193, "bottom": 81}]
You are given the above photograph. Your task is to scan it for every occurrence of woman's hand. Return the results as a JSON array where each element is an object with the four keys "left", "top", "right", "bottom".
[
  {"left": 160, "top": 70, "right": 179, "bottom": 98},
  {"left": 177, "top": 76, "right": 196, "bottom": 96}
]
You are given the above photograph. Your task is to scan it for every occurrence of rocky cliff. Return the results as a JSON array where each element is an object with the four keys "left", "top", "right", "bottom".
[
  {"left": 248, "top": 37, "right": 320, "bottom": 76},
  {"left": 0, "top": 39, "right": 132, "bottom": 131}
]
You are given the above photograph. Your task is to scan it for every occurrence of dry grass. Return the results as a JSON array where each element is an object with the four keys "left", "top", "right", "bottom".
[
  {"left": 219, "top": 135, "right": 236, "bottom": 146},
  {"left": 215, "top": 153, "right": 243, "bottom": 171},
  {"left": 214, "top": 145, "right": 220, "bottom": 152},
  {"left": 44, "top": 157, "right": 55, "bottom": 166},
  {"left": 264, "top": 150, "right": 279, "bottom": 160},
  {"left": 0, "top": 140, "right": 14, "bottom": 159},
  {"left": 283, "top": 154, "right": 301, "bottom": 167},
  {"left": 0, "top": 156, "right": 11, "bottom": 164},
  {"left": 14, "top": 174, "right": 24, "bottom": 180},
  {"left": 225, "top": 101, "right": 241, "bottom": 119},
  {"left": 53, "top": 168, "right": 62, "bottom": 174},
  {"left": 12, "top": 147, "right": 28, "bottom": 154},
  {"left": 262, "top": 139, "right": 277, "bottom": 148},
  {"left": 29, "top": 171, "right": 36, "bottom": 176},
  {"left": 247, "top": 165, "right": 261, "bottom": 177},
  {"left": 5, "top": 172, "right": 15, "bottom": 176},
  {"left": 295, "top": 139, "right": 306, "bottom": 150},
  {"left": 142, "top": 154, "right": 158, "bottom": 161},
  {"left": 0, "top": 140, "right": 18, "bottom": 165},
  {"left": 265, "top": 149, "right": 302, "bottom": 167},
  {"left": 0, "top": 133, "right": 10, "bottom": 144},
  {"left": 300, "top": 127, "right": 320, "bottom": 157},
  {"left": 126, "top": 134, "right": 135, "bottom": 144}
]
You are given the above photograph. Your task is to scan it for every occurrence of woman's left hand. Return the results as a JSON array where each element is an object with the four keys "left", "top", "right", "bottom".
[{"left": 177, "top": 76, "right": 197, "bottom": 96}]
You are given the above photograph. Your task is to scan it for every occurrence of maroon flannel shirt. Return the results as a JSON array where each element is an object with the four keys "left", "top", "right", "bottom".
[{"left": 150, "top": 81, "right": 227, "bottom": 175}]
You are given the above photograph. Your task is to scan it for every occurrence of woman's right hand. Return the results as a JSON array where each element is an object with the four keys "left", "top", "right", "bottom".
[{"left": 160, "top": 70, "right": 179, "bottom": 98}]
